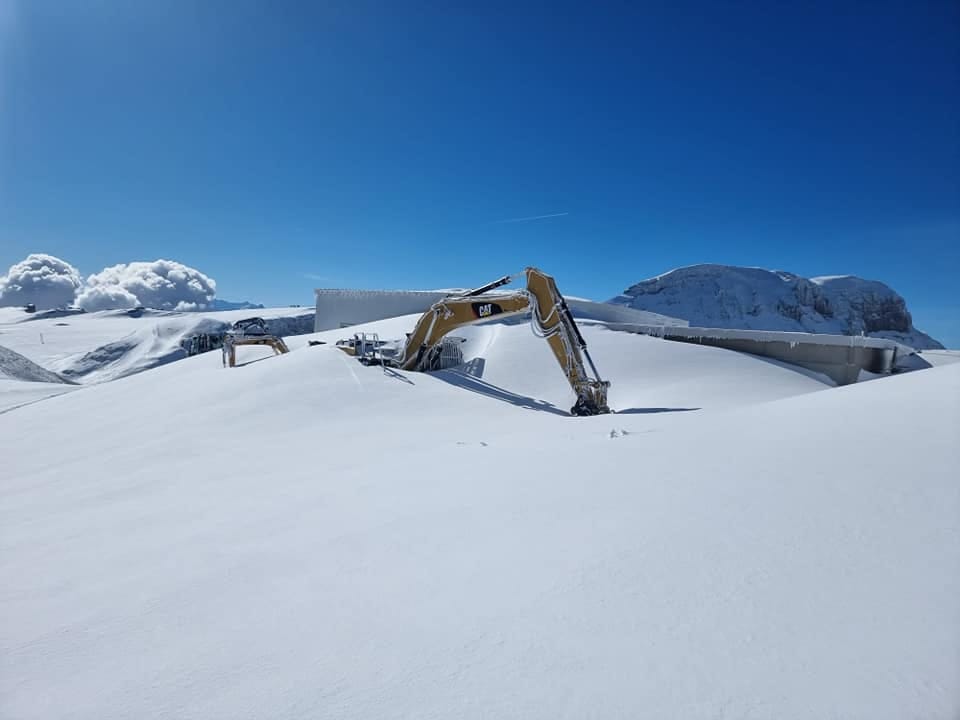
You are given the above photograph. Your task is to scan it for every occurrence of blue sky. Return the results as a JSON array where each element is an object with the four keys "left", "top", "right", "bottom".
[{"left": 1, "top": 1, "right": 958, "bottom": 343}]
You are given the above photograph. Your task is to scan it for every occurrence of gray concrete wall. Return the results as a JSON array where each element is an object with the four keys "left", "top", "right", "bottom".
[
  {"left": 565, "top": 299, "right": 687, "bottom": 327},
  {"left": 607, "top": 324, "right": 911, "bottom": 385},
  {"left": 314, "top": 290, "right": 690, "bottom": 334},
  {"left": 314, "top": 290, "right": 450, "bottom": 332}
]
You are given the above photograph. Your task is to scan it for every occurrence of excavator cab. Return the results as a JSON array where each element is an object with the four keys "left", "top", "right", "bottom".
[{"left": 231, "top": 317, "right": 269, "bottom": 336}]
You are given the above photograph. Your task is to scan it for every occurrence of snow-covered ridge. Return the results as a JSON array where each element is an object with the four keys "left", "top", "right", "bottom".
[
  {"left": 609, "top": 264, "right": 944, "bottom": 349},
  {"left": 0, "top": 307, "right": 316, "bottom": 384},
  {"left": 207, "top": 298, "right": 266, "bottom": 311},
  {"left": 0, "top": 344, "right": 75, "bottom": 384},
  {"left": 0, "top": 344, "right": 78, "bottom": 412}
]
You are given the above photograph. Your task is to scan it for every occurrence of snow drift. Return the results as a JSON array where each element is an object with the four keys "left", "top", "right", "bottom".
[
  {"left": 0, "top": 314, "right": 956, "bottom": 720},
  {"left": 0, "top": 343, "right": 78, "bottom": 413},
  {"left": 0, "top": 254, "right": 83, "bottom": 310},
  {"left": 610, "top": 264, "right": 944, "bottom": 349},
  {"left": 55, "top": 312, "right": 317, "bottom": 383},
  {"left": 76, "top": 259, "right": 217, "bottom": 312},
  {"left": 0, "top": 306, "right": 317, "bottom": 384},
  {"left": 0, "top": 344, "right": 73, "bottom": 384}
]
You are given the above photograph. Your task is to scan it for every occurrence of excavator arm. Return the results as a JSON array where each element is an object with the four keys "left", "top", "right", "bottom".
[
  {"left": 523, "top": 267, "right": 610, "bottom": 416},
  {"left": 389, "top": 267, "right": 610, "bottom": 415},
  {"left": 222, "top": 317, "right": 289, "bottom": 368}
]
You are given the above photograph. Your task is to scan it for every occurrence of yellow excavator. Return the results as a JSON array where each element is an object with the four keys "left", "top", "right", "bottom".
[
  {"left": 222, "top": 317, "right": 289, "bottom": 368},
  {"left": 336, "top": 267, "right": 610, "bottom": 416}
]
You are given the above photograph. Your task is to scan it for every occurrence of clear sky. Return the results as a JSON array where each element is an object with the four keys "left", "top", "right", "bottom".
[{"left": 1, "top": 1, "right": 958, "bottom": 343}]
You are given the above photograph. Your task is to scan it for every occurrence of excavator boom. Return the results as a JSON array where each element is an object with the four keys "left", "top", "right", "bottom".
[{"left": 398, "top": 292, "right": 531, "bottom": 371}]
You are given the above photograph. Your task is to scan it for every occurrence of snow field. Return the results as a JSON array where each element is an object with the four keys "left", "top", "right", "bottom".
[{"left": 1, "top": 313, "right": 957, "bottom": 719}]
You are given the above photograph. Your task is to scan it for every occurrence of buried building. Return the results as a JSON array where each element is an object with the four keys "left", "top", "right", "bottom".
[{"left": 313, "top": 289, "right": 453, "bottom": 332}]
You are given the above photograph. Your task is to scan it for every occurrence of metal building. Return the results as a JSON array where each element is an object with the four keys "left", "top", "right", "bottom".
[{"left": 313, "top": 289, "right": 451, "bottom": 333}]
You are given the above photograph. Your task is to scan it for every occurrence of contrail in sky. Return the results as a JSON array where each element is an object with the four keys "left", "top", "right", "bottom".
[{"left": 490, "top": 212, "right": 569, "bottom": 225}]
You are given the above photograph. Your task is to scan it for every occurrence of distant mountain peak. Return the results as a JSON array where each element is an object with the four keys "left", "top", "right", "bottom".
[
  {"left": 207, "top": 299, "right": 265, "bottom": 312},
  {"left": 609, "top": 263, "right": 943, "bottom": 349}
]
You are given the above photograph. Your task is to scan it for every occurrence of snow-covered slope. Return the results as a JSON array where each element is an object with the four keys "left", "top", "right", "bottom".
[
  {"left": 0, "top": 307, "right": 315, "bottom": 384},
  {"left": 609, "top": 264, "right": 944, "bottom": 349},
  {"left": 1, "top": 314, "right": 956, "bottom": 719},
  {"left": 0, "top": 344, "right": 78, "bottom": 413},
  {"left": 0, "top": 344, "right": 73, "bottom": 385}
]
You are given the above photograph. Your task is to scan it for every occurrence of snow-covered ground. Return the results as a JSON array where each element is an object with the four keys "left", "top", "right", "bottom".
[
  {"left": 1, "top": 312, "right": 957, "bottom": 719},
  {"left": 0, "top": 306, "right": 314, "bottom": 384},
  {"left": 0, "top": 379, "right": 77, "bottom": 414},
  {"left": 919, "top": 349, "right": 960, "bottom": 367},
  {"left": 0, "top": 344, "right": 78, "bottom": 413}
]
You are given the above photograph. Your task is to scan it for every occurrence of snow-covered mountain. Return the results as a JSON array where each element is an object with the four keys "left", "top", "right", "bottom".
[
  {"left": 609, "top": 264, "right": 944, "bottom": 349},
  {"left": 207, "top": 298, "right": 266, "bottom": 311}
]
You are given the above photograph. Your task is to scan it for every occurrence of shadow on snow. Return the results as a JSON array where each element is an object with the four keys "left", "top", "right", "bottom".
[
  {"left": 436, "top": 357, "right": 700, "bottom": 417},
  {"left": 614, "top": 407, "right": 700, "bottom": 415},
  {"left": 433, "top": 366, "right": 570, "bottom": 417}
]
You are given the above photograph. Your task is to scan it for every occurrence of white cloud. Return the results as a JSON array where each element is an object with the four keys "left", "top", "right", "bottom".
[
  {"left": 75, "top": 283, "right": 140, "bottom": 312},
  {"left": 0, "top": 253, "right": 83, "bottom": 309},
  {"left": 77, "top": 259, "right": 217, "bottom": 312}
]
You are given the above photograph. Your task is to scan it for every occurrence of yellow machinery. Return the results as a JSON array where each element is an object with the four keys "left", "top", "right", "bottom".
[
  {"left": 222, "top": 318, "right": 289, "bottom": 368},
  {"left": 337, "top": 267, "right": 610, "bottom": 416}
]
